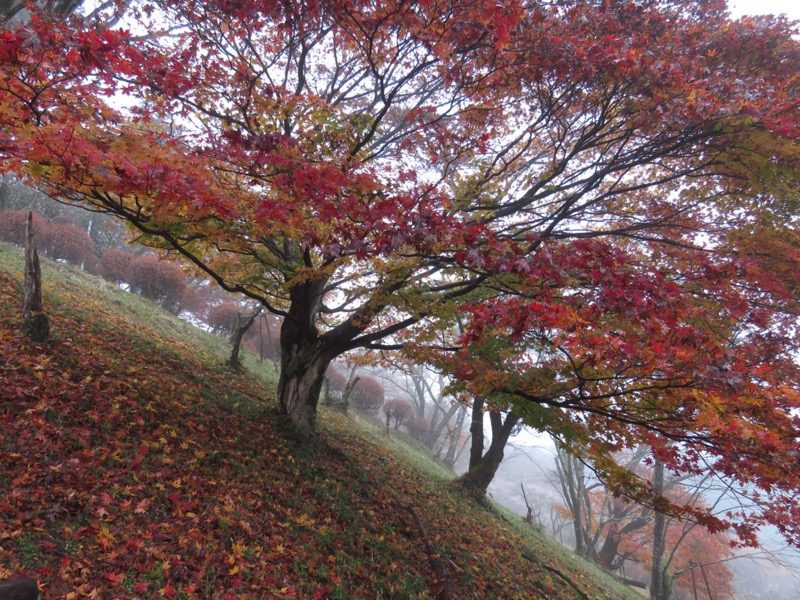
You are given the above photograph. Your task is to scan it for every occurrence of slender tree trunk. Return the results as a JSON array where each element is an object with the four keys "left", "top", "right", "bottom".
[
  {"left": 457, "top": 404, "right": 520, "bottom": 494},
  {"left": 442, "top": 406, "right": 467, "bottom": 470},
  {"left": 424, "top": 401, "right": 460, "bottom": 451},
  {"left": 554, "top": 445, "right": 595, "bottom": 560},
  {"left": 258, "top": 314, "right": 264, "bottom": 361},
  {"left": 0, "top": 175, "right": 10, "bottom": 213},
  {"left": 650, "top": 458, "right": 673, "bottom": 600},
  {"left": 412, "top": 367, "right": 426, "bottom": 419},
  {"left": 22, "top": 211, "right": 49, "bottom": 342},
  {"left": 228, "top": 306, "right": 262, "bottom": 371},
  {"left": 339, "top": 369, "right": 359, "bottom": 413}
]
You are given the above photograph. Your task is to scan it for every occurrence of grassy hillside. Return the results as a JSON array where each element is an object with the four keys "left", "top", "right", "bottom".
[{"left": 0, "top": 241, "right": 640, "bottom": 599}]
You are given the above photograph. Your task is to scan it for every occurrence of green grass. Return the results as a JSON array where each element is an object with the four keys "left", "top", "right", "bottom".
[{"left": 1, "top": 239, "right": 642, "bottom": 599}]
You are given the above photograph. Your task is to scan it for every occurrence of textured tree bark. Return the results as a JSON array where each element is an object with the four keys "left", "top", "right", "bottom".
[
  {"left": 22, "top": 211, "right": 49, "bottom": 342},
  {"left": 228, "top": 306, "right": 262, "bottom": 371},
  {"left": 467, "top": 396, "right": 486, "bottom": 471},
  {"left": 275, "top": 258, "right": 334, "bottom": 436},
  {"left": 277, "top": 339, "right": 331, "bottom": 437},
  {"left": 457, "top": 404, "right": 520, "bottom": 494}
]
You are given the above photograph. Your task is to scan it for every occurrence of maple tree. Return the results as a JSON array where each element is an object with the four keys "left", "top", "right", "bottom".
[
  {"left": 2, "top": 0, "right": 800, "bottom": 547},
  {"left": 459, "top": 396, "right": 521, "bottom": 494}
]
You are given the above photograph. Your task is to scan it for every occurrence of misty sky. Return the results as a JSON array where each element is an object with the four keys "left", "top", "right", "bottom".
[{"left": 729, "top": 0, "right": 800, "bottom": 19}]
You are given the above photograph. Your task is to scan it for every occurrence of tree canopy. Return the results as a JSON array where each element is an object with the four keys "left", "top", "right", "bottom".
[{"left": 1, "top": 0, "right": 800, "bottom": 547}]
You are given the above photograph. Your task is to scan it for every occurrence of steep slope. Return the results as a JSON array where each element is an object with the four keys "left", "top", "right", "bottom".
[{"left": 0, "top": 242, "right": 638, "bottom": 599}]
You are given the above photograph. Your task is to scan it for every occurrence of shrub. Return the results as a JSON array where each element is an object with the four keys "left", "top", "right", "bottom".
[
  {"left": 205, "top": 302, "right": 241, "bottom": 337},
  {"left": 41, "top": 222, "right": 96, "bottom": 266},
  {"left": 325, "top": 366, "right": 348, "bottom": 393},
  {"left": 0, "top": 210, "right": 48, "bottom": 246},
  {"left": 99, "top": 248, "right": 136, "bottom": 284},
  {"left": 406, "top": 416, "right": 430, "bottom": 441},
  {"left": 350, "top": 376, "right": 385, "bottom": 414},
  {"left": 175, "top": 283, "right": 208, "bottom": 319},
  {"left": 128, "top": 254, "right": 189, "bottom": 314},
  {"left": 384, "top": 399, "right": 414, "bottom": 429}
]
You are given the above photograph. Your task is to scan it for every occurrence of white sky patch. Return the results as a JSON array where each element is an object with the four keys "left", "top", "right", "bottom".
[{"left": 728, "top": 0, "right": 800, "bottom": 20}]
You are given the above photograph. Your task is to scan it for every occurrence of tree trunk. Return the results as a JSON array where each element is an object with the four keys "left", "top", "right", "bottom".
[
  {"left": 0, "top": 175, "right": 10, "bottom": 213},
  {"left": 457, "top": 404, "right": 520, "bottom": 494},
  {"left": 650, "top": 458, "right": 673, "bottom": 600},
  {"left": 277, "top": 335, "right": 332, "bottom": 437},
  {"left": 424, "top": 401, "right": 460, "bottom": 451},
  {"left": 274, "top": 253, "right": 338, "bottom": 436},
  {"left": 442, "top": 406, "right": 467, "bottom": 470},
  {"left": 228, "top": 306, "right": 262, "bottom": 370},
  {"left": 22, "top": 211, "right": 49, "bottom": 342},
  {"left": 467, "top": 397, "right": 486, "bottom": 470},
  {"left": 596, "top": 516, "right": 648, "bottom": 571},
  {"left": 274, "top": 241, "right": 397, "bottom": 436},
  {"left": 554, "top": 445, "right": 595, "bottom": 561}
]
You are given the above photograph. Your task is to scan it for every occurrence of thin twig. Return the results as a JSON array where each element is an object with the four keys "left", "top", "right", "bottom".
[
  {"left": 521, "top": 552, "right": 589, "bottom": 600},
  {"left": 398, "top": 500, "right": 452, "bottom": 600}
]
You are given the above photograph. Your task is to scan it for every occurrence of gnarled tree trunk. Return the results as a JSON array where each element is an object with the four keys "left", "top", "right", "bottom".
[
  {"left": 275, "top": 242, "right": 405, "bottom": 437},
  {"left": 277, "top": 346, "right": 330, "bottom": 436},
  {"left": 276, "top": 269, "right": 334, "bottom": 437}
]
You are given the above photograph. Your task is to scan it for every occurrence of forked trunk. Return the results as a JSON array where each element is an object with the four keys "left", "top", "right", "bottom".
[
  {"left": 275, "top": 245, "right": 389, "bottom": 436},
  {"left": 459, "top": 435, "right": 507, "bottom": 493},
  {"left": 457, "top": 404, "right": 520, "bottom": 495}
]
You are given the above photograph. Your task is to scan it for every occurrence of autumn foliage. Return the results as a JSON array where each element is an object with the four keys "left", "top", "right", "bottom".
[
  {"left": 324, "top": 367, "right": 348, "bottom": 393},
  {"left": 0, "top": 210, "right": 47, "bottom": 246},
  {"left": 1, "top": 0, "right": 800, "bottom": 549},
  {"left": 204, "top": 302, "right": 242, "bottom": 337},
  {"left": 124, "top": 254, "right": 187, "bottom": 313},
  {"left": 349, "top": 376, "right": 385, "bottom": 415},
  {"left": 384, "top": 399, "right": 414, "bottom": 430},
  {"left": 98, "top": 247, "right": 135, "bottom": 285},
  {"left": 40, "top": 221, "right": 95, "bottom": 265}
]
